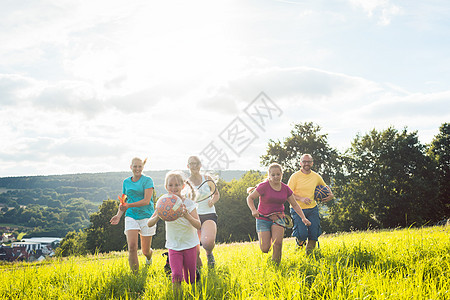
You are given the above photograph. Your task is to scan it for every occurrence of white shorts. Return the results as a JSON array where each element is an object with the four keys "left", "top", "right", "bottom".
[{"left": 124, "top": 217, "right": 157, "bottom": 236}]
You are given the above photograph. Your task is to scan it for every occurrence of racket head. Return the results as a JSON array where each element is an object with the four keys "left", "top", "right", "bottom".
[
  {"left": 280, "top": 215, "right": 293, "bottom": 229},
  {"left": 271, "top": 215, "right": 293, "bottom": 229},
  {"left": 260, "top": 213, "right": 293, "bottom": 229},
  {"left": 194, "top": 179, "right": 217, "bottom": 203}
]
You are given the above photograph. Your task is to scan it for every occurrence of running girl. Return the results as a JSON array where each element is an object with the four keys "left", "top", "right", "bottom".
[
  {"left": 147, "top": 171, "right": 201, "bottom": 294},
  {"left": 247, "top": 163, "right": 311, "bottom": 264}
]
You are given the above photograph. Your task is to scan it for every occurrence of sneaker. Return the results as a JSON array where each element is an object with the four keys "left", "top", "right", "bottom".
[
  {"left": 145, "top": 257, "right": 152, "bottom": 266},
  {"left": 296, "top": 238, "right": 306, "bottom": 248},
  {"left": 206, "top": 253, "right": 215, "bottom": 267},
  {"left": 196, "top": 268, "right": 201, "bottom": 281},
  {"left": 162, "top": 252, "right": 171, "bottom": 275}
]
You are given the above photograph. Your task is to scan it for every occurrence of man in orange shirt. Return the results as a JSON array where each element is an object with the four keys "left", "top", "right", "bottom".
[{"left": 288, "top": 154, "right": 334, "bottom": 254}]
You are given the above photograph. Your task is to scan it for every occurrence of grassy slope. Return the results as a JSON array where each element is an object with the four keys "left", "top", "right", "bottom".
[{"left": 1, "top": 226, "right": 449, "bottom": 299}]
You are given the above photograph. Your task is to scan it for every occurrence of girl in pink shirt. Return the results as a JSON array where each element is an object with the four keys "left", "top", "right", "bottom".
[{"left": 247, "top": 163, "right": 311, "bottom": 264}]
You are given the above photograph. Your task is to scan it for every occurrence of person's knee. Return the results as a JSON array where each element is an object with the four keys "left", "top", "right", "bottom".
[
  {"left": 201, "top": 237, "right": 215, "bottom": 251},
  {"left": 142, "top": 247, "right": 152, "bottom": 257},
  {"left": 260, "top": 241, "right": 271, "bottom": 253},
  {"left": 260, "top": 246, "right": 270, "bottom": 253},
  {"left": 273, "top": 238, "right": 282, "bottom": 248},
  {"left": 128, "top": 244, "right": 138, "bottom": 253}
]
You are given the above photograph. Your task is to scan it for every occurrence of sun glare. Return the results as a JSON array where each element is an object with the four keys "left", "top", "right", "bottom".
[{"left": 65, "top": 1, "right": 244, "bottom": 98}]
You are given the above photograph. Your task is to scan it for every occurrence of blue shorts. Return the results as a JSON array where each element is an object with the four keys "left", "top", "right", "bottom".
[
  {"left": 290, "top": 206, "right": 322, "bottom": 241},
  {"left": 255, "top": 217, "right": 286, "bottom": 232},
  {"left": 256, "top": 218, "right": 273, "bottom": 232}
]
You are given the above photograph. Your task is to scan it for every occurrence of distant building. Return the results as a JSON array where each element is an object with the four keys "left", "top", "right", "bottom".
[
  {"left": 0, "top": 245, "right": 29, "bottom": 262},
  {"left": 12, "top": 241, "right": 42, "bottom": 253},
  {"left": 2, "top": 233, "right": 16, "bottom": 243},
  {"left": 21, "top": 237, "right": 62, "bottom": 247},
  {"left": 1, "top": 237, "right": 62, "bottom": 262}
]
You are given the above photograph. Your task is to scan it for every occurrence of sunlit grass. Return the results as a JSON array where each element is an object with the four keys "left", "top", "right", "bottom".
[{"left": 1, "top": 226, "right": 449, "bottom": 299}]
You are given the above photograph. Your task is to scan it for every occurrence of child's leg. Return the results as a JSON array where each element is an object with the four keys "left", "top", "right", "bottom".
[
  {"left": 182, "top": 246, "right": 198, "bottom": 284},
  {"left": 258, "top": 231, "right": 272, "bottom": 253},
  {"left": 270, "top": 224, "right": 285, "bottom": 264},
  {"left": 168, "top": 249, "right": 184, "bottom": 283},
  {"left": 256, "top": 218, "right": 274, "bottom": 253}
]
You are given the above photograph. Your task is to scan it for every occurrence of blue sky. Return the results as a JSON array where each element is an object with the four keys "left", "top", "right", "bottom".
[{"left": 0, "top": 0, "right": 449, "bottom": 177}]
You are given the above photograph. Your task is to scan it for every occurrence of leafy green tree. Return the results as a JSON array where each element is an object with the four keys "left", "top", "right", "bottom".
[
  {"left": 428, "top": 123, "right": 450, "bottom": 218},
  {"left": 55, "top": 230, "right": 88, "bottom": 257},
  {"left": 329, "top": 127, "right": 439, "bottom": 231},
  {"left": 215, "top": 171, "right": 265, "bottom": 243},
  {"left": 260, "top": 122, "right": 340, "bottom": 183},
  {"left": 85, "top": 199, "right": 126, "bottom": 253}
]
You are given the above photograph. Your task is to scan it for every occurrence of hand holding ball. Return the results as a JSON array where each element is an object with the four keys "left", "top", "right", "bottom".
[
  {"left": 314, "top": 185, "right": 330, "bottom": 202},
  {"left": 156, "top": 193, "right": 183, "bottom": 221}
]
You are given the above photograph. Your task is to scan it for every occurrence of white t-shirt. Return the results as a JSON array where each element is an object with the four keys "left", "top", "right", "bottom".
[
  {"left": 165, "top": 197, "right": 200, "bottom": 251},
  {"left": 194, "top": 175, "right": 216, "bottom": 215}
]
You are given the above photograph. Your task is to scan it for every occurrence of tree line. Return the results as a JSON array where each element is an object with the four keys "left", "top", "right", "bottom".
[{"left": 56, "top": 122, "right": 449, "bottom": 256}]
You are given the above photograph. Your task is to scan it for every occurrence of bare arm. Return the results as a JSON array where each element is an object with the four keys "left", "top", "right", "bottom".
[
  {"left": 147, "top": 211, "right": 159, "bottom": 227},
  {"left": 184, "top": 206, "right": 201, "bottom": 230},
  {"left": 120, "top": 188, "right": 153, "bottom": 211},
  {"left": 246, "top": 189, "right": 261, "bottom": 218},
  {"left": 287, "top": 194, "right": 311, "bottom": 226},
  {"left": 321, "top": 186, "right": 334, "bottom": 203},
  {"left": 110, "top": 206, "right": 124, "bottom": 225},
  {"left": 206, "top": 176, "right": 220, "bottom": 207},
  {"left": 292, "top": 193, "right": 313, "bottom": 205}
]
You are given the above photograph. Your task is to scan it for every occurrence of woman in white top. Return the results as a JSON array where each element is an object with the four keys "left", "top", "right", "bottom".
[{"left": 187, "top": 156, "right": 220, "bottom": 268}]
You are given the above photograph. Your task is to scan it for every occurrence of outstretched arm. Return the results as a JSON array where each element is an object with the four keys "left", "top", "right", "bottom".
[
  {"left": 147, "top": 211, "right": 159, "bottom": 227},
  {"left": 110, "top": 207, "right": 124, "bottom": 225}
]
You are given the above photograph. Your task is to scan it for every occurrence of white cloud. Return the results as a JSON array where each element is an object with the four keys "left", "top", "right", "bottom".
[
  {"left": 348, "top": 0, "right": 402, "bottom": 25},
  {"left": 0, "top": 0, "right": 449, "bottom": 177}
]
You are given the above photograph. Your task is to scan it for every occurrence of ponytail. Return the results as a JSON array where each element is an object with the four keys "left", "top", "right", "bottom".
[{"left": 184, "top": 180, "right": 196, "bottom": 201}]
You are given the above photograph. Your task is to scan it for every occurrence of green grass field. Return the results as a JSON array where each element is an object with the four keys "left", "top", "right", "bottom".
[{"left": 1, "top": 226, "right": 449, "bottom": 299}]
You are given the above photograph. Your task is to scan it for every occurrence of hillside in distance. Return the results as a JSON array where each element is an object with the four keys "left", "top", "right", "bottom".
[
  {"left": 0, "top": 170, "right": 247, "bottom": 237},
  {"left": 0, "top": 169, "right": 247, "bottom": 197}
]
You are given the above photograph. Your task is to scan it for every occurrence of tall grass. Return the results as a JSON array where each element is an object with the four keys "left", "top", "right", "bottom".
[{"left": 1, "top": 226, "right": 449, "bottom": 299}]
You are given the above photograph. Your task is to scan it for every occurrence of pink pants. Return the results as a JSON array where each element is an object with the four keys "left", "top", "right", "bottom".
[{"left": 168, "top": 247, "right": 197, "bottom": 284}]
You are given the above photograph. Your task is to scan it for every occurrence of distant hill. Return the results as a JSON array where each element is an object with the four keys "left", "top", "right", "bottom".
[
  {"left": 0, "top": 170, "right": 248, "bottom": 237},
  {"left": 0, "top": 170, "right": 247, "bottom": 195}
]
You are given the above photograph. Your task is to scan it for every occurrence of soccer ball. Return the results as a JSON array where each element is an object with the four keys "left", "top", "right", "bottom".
[
  {"left": 314, "top": 185, "right": 330, "bottom": 202},
  {"left": 156, "top": 194, "right": 183, "bottom": 221}
]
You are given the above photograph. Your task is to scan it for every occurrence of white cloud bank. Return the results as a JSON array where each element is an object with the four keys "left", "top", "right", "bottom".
[{"left": 0, "top": 0, "right": 449, "bottom": 176}]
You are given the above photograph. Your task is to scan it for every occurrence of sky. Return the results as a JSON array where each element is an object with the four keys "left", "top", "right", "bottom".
[{"left": 1, "top": 0, "right": 449, "bottom": 177}]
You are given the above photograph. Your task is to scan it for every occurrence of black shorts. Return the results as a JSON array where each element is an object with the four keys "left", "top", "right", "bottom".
[{"left": 199, "top": 213, "right": 218, "bottom": 225}]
